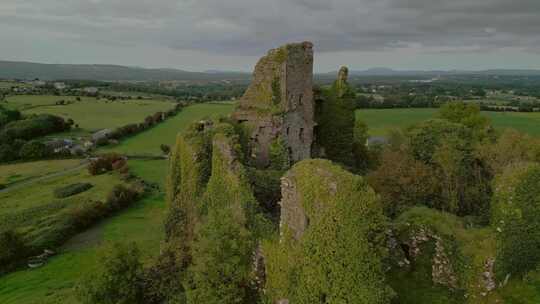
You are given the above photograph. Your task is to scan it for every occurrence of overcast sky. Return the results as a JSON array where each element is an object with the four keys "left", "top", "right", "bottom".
[{"left": 1, "top": 0, "right": 539, "bottom": 72}]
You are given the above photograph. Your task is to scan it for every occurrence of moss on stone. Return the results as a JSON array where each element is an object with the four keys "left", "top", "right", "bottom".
[
  {"left": 491, "top": 163, "right": 540, "bottom": 278},
  {"left": 164, "top": 123, "right": 213, "bottom": 267},
  {"left": 391, "top": 207, "right": 501, "bottom": 304},
  {"left": 265, "top": 159, "right": 393, "bottom": 303},
  {"left": 275, "top": 46, "right": 288, "bottom": 64},
  {"left": 269, "top": 136, "right": 290, "bottom": 170},
  {"left": 202, "top": 129, "right": 272, "bottom": 238}
]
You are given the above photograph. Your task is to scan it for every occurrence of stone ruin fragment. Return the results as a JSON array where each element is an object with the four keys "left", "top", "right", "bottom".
[{"left": 232, "top": 41, "right": 315, "bottom": 168}]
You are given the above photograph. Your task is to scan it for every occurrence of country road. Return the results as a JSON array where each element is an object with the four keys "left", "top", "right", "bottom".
[{"left": 0, "top": 161, "right": 89, "bottom": 195}]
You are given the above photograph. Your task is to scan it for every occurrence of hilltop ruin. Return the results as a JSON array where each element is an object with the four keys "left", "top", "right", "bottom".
[{"left": 232, "top": 41, "right": 315, "bottom": 168}]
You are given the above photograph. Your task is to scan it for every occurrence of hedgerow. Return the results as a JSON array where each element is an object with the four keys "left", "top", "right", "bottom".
[
  {"left": 53, "top": 182, "right": 93, "bottom": 198},
  {"left": 491, "top": 163, "right": 540, "bottom": 278}
]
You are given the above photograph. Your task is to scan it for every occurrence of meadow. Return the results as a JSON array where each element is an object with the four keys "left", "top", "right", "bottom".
[
  {"left": 5, "top": 95, "right": 175, "bottom": 132},
  {"left": 0, "top": 159, "right": 82, "bottom": 186},
  {"left": 0, "top": 102, "right": 231, "bottom": 303},
  {"left": 0, "top": 81, "right": 30, "bottom": 89},
  {"left": 0, "top": 165, "right": 122, "bottom": 249},
  {"left": 357, "top": 108, "right": 540, "bottom": 137},
  {"left": 0, "top": 159, "right": 168, "bottom": 304},
  {"left": 102, "top": 103, "right": 234, "bottom": 156}
]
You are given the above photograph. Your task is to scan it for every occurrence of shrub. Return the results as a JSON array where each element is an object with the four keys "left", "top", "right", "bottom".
[
  {"left": 492, "top": 163, "right": 540, "bottom": 278},
  {"left": 0, "top": 144, "right": 18, "bottom": 163},
  {"left": 88, "top": 154, "right": 123, "bottom": 175},
  {"left": 160, "top": 144, "right": 170, "bottom": 155},
  {"left": 315, "top": 77, "right": 356, "bottom": 166},
  {"left": 95, "top": 137, "right": 109, "bottom": 146},
  {"left": 0, "top": 114, "right": 70, "bottom": 144},
  {"left": 246, "top": 168, "right": 283, "bottom": 216},
  {"left": 54, "top": 183, "right": 93, "bottom": 198},
  {"left": 68, "top": 200, "right": 108, "bottom": 231},
  {"left": 404, "top": 119, "right": 492, "bottom": 217},
  {"left": 186, "top": 207, "right": 255, "bottom": 304},
  {"left": 0, "top": 106, "right": 21, "bottom": 128},
  {"left": 368, "top": 148, "right": 439, "bottom": 217},
  {"left": 76, "top": 242, "right": 145, "bottom": 304},
  {"left": 19, "top": 140, "right": 51, "bottom": 160},
  {"left": 268, "top": 137, "right": 289, "bottom": 170},
  {"left": 112, "top": 158, "right": 127, "bottom": 171},
  {"left": 106, "top": 184, "right": 140, "bottom": 211},
  {"left": 152, "top": 112, "right": 163, "bottom": 123},
  {"left": 0, "top": 230, "right": 29, "bottom": 274}
]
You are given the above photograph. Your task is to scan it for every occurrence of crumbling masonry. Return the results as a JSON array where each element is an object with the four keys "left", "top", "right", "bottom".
[{"left": 232, "top": 41, "right": 315, "bottom": 168}]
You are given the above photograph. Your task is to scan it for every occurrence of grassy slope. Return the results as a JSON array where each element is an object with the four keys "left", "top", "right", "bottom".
[
  {"left": 0, "top": 159, "right": 82, "bottom": 185},
  {"left": 0, "top": 104, "right": 230, "bottom": 302},
  {"left": 356, "top": 108, "right": 540, "bottom": 137},
  {"left": 102, "top": 103, "right": 234, "bottom": 156},
  {"left": 0, "top": 160, "right": 168, "bottom": 304},
  {"left": 21, "top": 98, "right": 174, "bottom": 132},
  {"left": 0, "top": 168, "right": 117, "bottom": 217}
]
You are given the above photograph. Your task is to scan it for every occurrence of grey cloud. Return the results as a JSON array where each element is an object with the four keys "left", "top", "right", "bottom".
[{"left": 2, "top": 0, "right": 540, "bottom": 61}]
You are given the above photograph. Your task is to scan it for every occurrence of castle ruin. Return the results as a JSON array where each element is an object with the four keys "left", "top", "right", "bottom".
[{"left": 232, "top": 41, "right": 315, "bottom": 168}]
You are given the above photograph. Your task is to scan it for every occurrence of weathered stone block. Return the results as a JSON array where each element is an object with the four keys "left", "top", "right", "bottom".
[{"left": 233, "top": 42, "right": 315, "bottom": 168}]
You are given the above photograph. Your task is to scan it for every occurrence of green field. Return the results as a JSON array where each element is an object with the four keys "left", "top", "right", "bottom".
[
  {"left": 357, "top": 108, "right": 540, "bottom": 137},
  {"left": 0, "top": 81, "right": 30, "bottom": 89},
  {"left": 7, "top": 95, "right": 175, "bottom": 132},
  {"left": 0, "top": 159, "right": 82, "bottom": 186},
  {"left": 0, "top": 159, "right": 168, "bottom": 304},
  {"left": 102, "top": 103, "right": 234, "bottom": 156},
  {"left": 0, "top": 165, "right": 122, "bottom": 249},
  {"left": 0, "top": 102, "right": 231, "bottom": 303},
  {"left": 5, "top": 95, "right": 85, "bottom": 110}
]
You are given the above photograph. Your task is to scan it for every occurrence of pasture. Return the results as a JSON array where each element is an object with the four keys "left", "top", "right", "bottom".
[
  {"left": 357, "top": 108, "right": 540, "bottom": 137},
  {"left": 0, "top": 159, "right": 82, "bottom": 186},
  {"left": 102, "top": 103, "right": 235, "bottom": 156},
  {"left": 9, "top": 95, "right": 175, "bottom": 132},
  {"left": 0, "top": 167, "right": 121, "bottom": 249},
  {"left": 0, "top": 159, "right": 168, "bottom": 304}
]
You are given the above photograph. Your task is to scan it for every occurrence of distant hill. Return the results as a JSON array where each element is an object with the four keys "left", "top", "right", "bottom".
[
  {"left": 347, "top": 68, "right": 540, "bottom": 77},
  {"left": 316, "top": 67, "right": 540, "bottom": 78},
  {"left": 0, "top": 61, "right": 251, "bottom": 82},
  {"left": 1, "top": 60, "right": 540, "bottom": 82}
]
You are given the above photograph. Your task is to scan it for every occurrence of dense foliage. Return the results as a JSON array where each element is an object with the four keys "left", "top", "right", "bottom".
[
  {"left": 0, "top": 113, "right": 71, "bottom": 163},
  {"left": 0, "top": 114, "right": 70, "bottom": 144},
  {"left": 0, "top": 230, "right": 29, "bottom": 274},
  {"left": 0, "top": 105, "right": 21, "bottom": 128},
  {"left": 87, "top": 153, "right": 125, "bottom": 175},
  {"left": 369, "top": 104, "right": 493, "bottom": 218},
  {"left": 53, "top": 182, "right": 93, "bottom": 198},
  {"left": 492, "top": 164, "right": 540, "bottom": 278},
  {"left": 315, "top": 79, "right": 356, "bottom": 166},
  {"left": 265, "top": 159, "right": 393, "bottom": 303},
  {"left": 76, "top": 243, "right": 145, "bottom": 304}
]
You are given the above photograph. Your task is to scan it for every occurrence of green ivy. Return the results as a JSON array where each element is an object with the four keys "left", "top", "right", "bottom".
[
  {"left": 265, "top": 159, "right": 393, "bottom": 303},
  {"left": 269, "top": 136, "right": 290, "bottom": 170},
  {"left": 492, "top": 163, "right": 540, "bottom": 278},
  {"left": 315, "top": 80, "right": 356, "bottom": 167}
]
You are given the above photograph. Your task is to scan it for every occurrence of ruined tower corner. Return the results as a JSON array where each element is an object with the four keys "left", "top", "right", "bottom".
[{"left": 231, "top": 41, "right": 316, "bottom": 168}]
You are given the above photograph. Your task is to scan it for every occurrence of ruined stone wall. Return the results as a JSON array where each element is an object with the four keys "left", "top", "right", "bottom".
[
  {"left": 266, "top": 159, "right": 392, "bottom": 303},
  {"left": 279, "top": 171, "right": 309, "bottom": 240},
  {"left": 232, "top": 42, "right": 315, "bottom": 168}
]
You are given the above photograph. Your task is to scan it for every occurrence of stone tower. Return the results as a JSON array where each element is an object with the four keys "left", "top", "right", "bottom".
[{"left": 232, "top": 41, "right": 315, "bottom": 168}]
